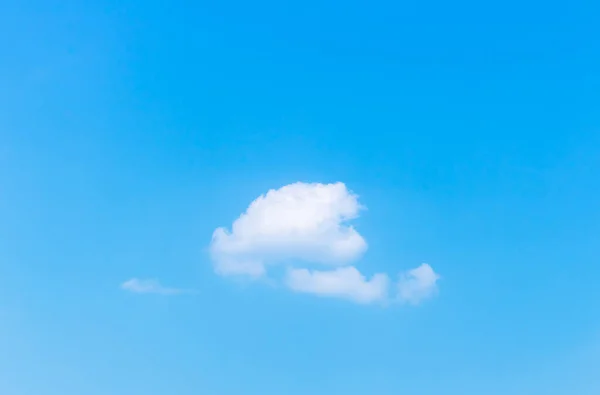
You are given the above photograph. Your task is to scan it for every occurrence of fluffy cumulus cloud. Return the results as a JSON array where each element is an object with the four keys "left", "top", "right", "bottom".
[
  {"left": 210, "top": 182, "right": 440, "bottom": 305},
  {"left": 121, "top": 278, "right": 191, "bottom": 295},
  {"left": 210, "top": 182, "right": 367, "bottom": 276}
]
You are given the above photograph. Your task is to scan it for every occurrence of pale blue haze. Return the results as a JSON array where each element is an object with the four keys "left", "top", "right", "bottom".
[{"left": 1, "top": 0, "right": 600, "bottom": 394}]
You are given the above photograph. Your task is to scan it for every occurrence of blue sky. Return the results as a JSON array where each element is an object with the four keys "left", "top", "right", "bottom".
[{"left": 1, "top": 0, "right": 600, "bottom": 394}]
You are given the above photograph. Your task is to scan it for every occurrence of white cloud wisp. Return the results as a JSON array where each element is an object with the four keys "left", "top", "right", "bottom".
[
  {"left": 121, "top": 278, "right": 192, "bottom": 295},
  {"left": 397, "top": 263, "right": 440, "bottom": 304}
]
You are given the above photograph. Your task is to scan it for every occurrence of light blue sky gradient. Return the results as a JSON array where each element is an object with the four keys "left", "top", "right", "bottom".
[{"left": 1, "top": 0, "right": 600, "bottom": 394}]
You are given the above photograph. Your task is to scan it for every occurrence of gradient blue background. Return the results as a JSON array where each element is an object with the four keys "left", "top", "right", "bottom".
[{"left": 1, "top": 0, "right": 600, "bottom": 394}]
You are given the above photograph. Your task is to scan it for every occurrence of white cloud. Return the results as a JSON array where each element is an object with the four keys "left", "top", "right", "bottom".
[
  {"left": 209, "top": 181, "right": 440, "bottom": 306},
  {"left": 397, "top": 263, "right": 440, "bottom": 304},
  {"left": 120, "top": 278, "right": 190, "bottom": 295},
  {"left": 210, "top": 182, "right": 367, "bottom": 277},
  {"left": 285, "top": 266, "right": 389, "bottom": 304}
]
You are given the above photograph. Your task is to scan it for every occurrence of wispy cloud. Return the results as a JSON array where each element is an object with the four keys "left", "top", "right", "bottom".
[
  {"left": 397, "top": 264, "right": 440, "bottom": 304},
  {"left": 120, "top": 278, "right": 194, "bottom": 295}
]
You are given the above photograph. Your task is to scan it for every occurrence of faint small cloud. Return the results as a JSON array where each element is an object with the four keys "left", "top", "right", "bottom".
[
  {"left": 397, "top": 263, "right": 440, "bottom": 305},
  {"left": 120, "top": 278, "right": 194, "bottom": 295}
]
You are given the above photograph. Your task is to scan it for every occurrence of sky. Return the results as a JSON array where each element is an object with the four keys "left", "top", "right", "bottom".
[{"left": 1, "top": 0, "right": 600, "bottom": 394}]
